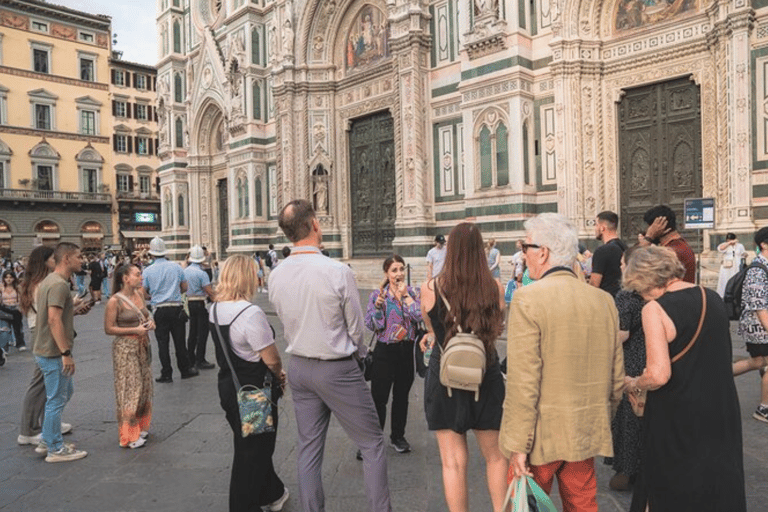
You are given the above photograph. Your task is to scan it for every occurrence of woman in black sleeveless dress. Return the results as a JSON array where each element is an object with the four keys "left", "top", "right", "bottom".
[
  {"left": 622, "top": 246, "right": 746, "bottom": 512},
  {"left": 419, "top": 222, "right": 507, "bottom": 511},
  {"left": 209, "top": 255, "right": 289, "bottom": 512}
]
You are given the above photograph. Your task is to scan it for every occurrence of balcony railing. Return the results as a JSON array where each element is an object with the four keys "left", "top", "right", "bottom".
[
  {"left": 0, "top": 188, "right": 112, "bottom": 202},
  {"left": 115, "top": 191, "right": 160, "bottom": 200}
]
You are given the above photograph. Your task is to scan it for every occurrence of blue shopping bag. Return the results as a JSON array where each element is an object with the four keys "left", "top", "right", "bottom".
[{"left": 502, "top": 475, "right": 557, "bottom": 512}]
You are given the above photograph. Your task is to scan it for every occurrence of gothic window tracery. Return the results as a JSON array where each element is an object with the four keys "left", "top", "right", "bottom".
[
  {"left": 178, "top": 193, "right": 186, "bottom": 226},
  {"left": 475, "top": 108, "right": 510, "bottom": 190}
]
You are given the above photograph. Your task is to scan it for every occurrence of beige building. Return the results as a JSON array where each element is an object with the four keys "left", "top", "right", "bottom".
[
  {"left": 0, "top": 0, "right": 113, "bottom": 258},
  {"left": 109, "top": 56, "right": 162, "bottom": 253}
]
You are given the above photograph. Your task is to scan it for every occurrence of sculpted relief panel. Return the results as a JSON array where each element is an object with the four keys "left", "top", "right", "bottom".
[
  {"left": 614, "top": 0, "right": 700, "bottom": 33},
  {"left": 345, "top": 5, "right": 390, "bottom": 72}
]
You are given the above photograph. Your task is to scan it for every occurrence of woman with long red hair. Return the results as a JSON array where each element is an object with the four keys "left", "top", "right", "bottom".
[{"left": 419, "top": 222, "right": 508, "bottom": 511}]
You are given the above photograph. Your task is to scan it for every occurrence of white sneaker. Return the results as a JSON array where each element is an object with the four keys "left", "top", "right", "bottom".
[
  {"left": 45, "top": 444, "right": 87, "bottom": 463},
  {"left": 121, "top": 437, "right": 146, "bottom": 449},
  {"left": 36, "top": 441, "right": 74, "bottom": 454},
  {"left": 139, "top": 431, "right": 149, "bottom": 439},
  {"left": 61, "top": 422, "right": 73, "bottom": 435},
  {"left": 17, "top": 433, "right": 42, "bottom": 445},
  {"left": 265, "top": 488, "right": 290, "bottom": 511}
]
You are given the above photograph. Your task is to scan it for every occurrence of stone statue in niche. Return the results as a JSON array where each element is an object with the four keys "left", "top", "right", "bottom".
[
  {"left": 269, "top": 25, "right": 277, "bottom": 63},
  {"left": 474, "top": 0, "right": 499, "bottom": 18},
  {"left": 312, "top": 165, "right": 329, "bottom": 214},
  {"left": 282, "top": 19, "right": 294, "bottom": 58}
]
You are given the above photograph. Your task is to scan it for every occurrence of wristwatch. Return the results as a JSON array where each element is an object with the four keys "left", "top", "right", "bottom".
[{"left": 61, "top": 349, "right": 72, "bottom": 357}]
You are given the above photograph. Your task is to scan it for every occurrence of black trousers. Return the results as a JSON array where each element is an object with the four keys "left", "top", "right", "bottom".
[
  {"left": 9, "top": 308, "right": 24, "bottom": 347},
  {"left": 370, "top": 340, "right": 415, "bottom": 441},
  {"left": 153, "top": 306, "right": 190, "bottom": 378},
  {"left": 220, "top": 379, "right": 284, "bottom": 511},
  {"left": 186, "top": 301, "right": 209, "bottom": 364}
]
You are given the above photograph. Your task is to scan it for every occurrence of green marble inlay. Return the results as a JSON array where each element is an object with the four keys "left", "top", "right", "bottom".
[
  {"left": 156, "top": 162, "right": 188, "bottom": 172},
  {"left": 754, "top": 184, "right": 768, "bottom": 198},
  {"left": 229, "top": 137, "right": 276, "bottom": 150},
  {"left": 432, "top": 83, "right": 459, "bottom": 97},
  {"left": 461, "top": 56, "right": 534, "bottom": 80}
]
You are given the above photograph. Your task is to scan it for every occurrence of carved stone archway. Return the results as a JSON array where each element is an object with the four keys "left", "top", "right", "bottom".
[
  {"left": 551, "top": 0, "right": 753, "bottom": 238},
  {"left": 283, "top": 0, "right": 432, "bottom": 257}
]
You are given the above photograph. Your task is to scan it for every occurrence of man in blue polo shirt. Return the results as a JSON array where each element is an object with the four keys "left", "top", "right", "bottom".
[
  {"left": 184, "top": 245, "right": 215, "bottom": 370},
  {"left": 143, "top": 237, "right": 198, "bottom": 383}
]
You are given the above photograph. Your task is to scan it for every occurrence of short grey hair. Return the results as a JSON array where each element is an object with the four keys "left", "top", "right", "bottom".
[{"left": 524, "top": 213, "right": 579, "bottom": 267}]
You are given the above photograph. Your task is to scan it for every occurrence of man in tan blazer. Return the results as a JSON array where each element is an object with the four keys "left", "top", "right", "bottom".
[{"left": 500, "top": 213, "right": 625, "bottom": 511}]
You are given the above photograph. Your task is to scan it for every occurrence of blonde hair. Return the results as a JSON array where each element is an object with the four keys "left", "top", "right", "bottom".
[
  {"left": 215, "top": 254, "right": 257, "bottom": 302},
  {"left": 622, "top": 245, "right": 685, "bottom": 295}
]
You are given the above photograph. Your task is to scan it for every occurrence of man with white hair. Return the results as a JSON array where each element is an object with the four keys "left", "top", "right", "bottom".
[{"left": 499, "top": 213, "right": 625, "bottom": 511}]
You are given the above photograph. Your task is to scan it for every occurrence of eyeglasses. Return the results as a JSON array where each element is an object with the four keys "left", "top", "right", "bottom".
[{"left": 521, "top": 243, "right": 542, "bottom": 253}]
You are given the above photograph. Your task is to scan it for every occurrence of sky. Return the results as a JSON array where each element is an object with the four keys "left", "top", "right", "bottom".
[{"left": 51, "top": 0, "right": 158, "bottom": 65}]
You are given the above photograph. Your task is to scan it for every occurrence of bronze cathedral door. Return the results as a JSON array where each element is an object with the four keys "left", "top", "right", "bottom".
[
  {"left": 349, "top": 111, "right": 396, "bottom": 257},
  {"left": 618, "top": 77, "right": 703, "bottom": 250}
]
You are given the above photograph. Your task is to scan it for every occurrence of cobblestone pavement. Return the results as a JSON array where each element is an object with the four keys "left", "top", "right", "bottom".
[{"left": 0, "top": 289, "right": 767, "bottom": 511}]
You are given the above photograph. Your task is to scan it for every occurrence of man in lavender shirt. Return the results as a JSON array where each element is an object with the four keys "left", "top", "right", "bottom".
[{"left": 269, "top": 199, "right": 391, "bottom": 512}]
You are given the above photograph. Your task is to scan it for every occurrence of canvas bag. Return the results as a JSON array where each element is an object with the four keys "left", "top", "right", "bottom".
[{"left": 437, "top": 285, "right": 486, "bottom": 401}]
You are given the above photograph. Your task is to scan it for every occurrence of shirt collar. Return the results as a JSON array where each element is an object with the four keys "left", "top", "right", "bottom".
[
  {"left": 291, "top": 246, "right": 320, "bottom": 255},
  {"left": 540, "top": 266, "right": 577, "bottom": 279}
]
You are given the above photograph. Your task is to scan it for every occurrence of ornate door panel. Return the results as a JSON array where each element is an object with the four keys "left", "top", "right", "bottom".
[
  {"left": 349, "top": 111, "right": 396, "bottom": 257},
  {"left": 619, "top": 77, "right": 702, "bottom": 251},
  {"left": 217, "top": 178, "right": 229, "bottom": 258}
]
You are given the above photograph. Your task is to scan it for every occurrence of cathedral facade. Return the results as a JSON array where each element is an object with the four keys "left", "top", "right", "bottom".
[{"left": 156, "top": 0, "right": 766, "bottom": 260}]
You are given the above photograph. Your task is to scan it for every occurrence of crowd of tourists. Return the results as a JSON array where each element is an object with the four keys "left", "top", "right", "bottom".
[{"left": 6, "top": 199, "right": 757, "bottom": 512}]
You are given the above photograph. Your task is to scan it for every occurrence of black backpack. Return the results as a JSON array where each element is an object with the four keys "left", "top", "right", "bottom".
[
  {"left": 723, "top": 261, "right": 768, "bottom": 321},
  {"left": 264, "top": 251, "right": 273, "bottom": 268}
]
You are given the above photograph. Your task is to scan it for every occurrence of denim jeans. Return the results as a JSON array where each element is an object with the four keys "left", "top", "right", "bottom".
[
  {"left": 35, "top": 355, "right": 73, "bottom": 452},
  {"left": 75, "top": 274, "right": 86, "bottom": 296},
  {"left": 101, "top": 275, "right": 110, "bottom": 297}
]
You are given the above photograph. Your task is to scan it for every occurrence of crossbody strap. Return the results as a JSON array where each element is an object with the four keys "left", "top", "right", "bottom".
[
  {"left": 671, "top": 286, "right": 707, "bottom": 364},
  {"left": 212, "top": 303, "right": 254, "bottom": 392},
  {"left": 115, "top": 292, "right": 149, "bottom": 323}
]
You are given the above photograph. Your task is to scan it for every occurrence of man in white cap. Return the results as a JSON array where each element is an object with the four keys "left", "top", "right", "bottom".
[
  {"left": 184, "top": 245, "right": 215, "bottom": 370},
  {"left": 142, "top": 237, "right": 198, "bottom": 383}
]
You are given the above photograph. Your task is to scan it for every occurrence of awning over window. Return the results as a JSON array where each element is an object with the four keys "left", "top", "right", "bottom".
[{"left": 121, "top": 230, "right": 159, "bottom": 238}]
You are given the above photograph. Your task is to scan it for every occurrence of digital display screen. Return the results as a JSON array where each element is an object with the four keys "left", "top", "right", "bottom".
[{"left": 134, "top": 213, "right": 157, "bottom": 223}]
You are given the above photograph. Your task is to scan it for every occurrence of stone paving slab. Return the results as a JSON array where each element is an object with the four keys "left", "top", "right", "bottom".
[{"left": 0, "top": 289, "right": 766, "bottom": 511}]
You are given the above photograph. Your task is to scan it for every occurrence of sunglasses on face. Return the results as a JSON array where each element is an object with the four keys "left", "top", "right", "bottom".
[{"left": 521, "top": 243, "right": 542, "bottom": 253}]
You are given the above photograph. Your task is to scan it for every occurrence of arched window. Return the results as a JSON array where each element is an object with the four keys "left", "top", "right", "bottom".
[
  {"left": 177, "top": 193, "right": 186, "bottom": 226},
  {"left": 479, "top": 125, "right": 492, "bottom": 188},
  {"left": 174, "top": 73, "right": 183, "bottom": 103},
  {"left": 476, "top": 111, "right": 511, "bottom": 190},
  {"left": 251, "top": 28, "right": 260, "bottom": 65},
  {"left": 255, "top": 177, "right": 263, "bottom": 217},
  {"left": 175, "top": 117, "right": 184, "bottom": 148},
  {"left": 252, "top": 81, "right": 261, "bottom": 120},
  {"left": 173, "top": 20, "right": 182, "bottom": 54},
  {"left": 496, "top": 123, "right": 509, "bottom": 186}
]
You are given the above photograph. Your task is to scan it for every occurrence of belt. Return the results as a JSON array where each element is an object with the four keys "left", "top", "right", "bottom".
[
  {"left": 187, "top": 297, "right": 207, "bottom": 301},
  {"left": 296, "top": 354, "right": 354, "bottom": 362},
  {"left": 154, "top": 303, "right": 182, "bottom": 308}
]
